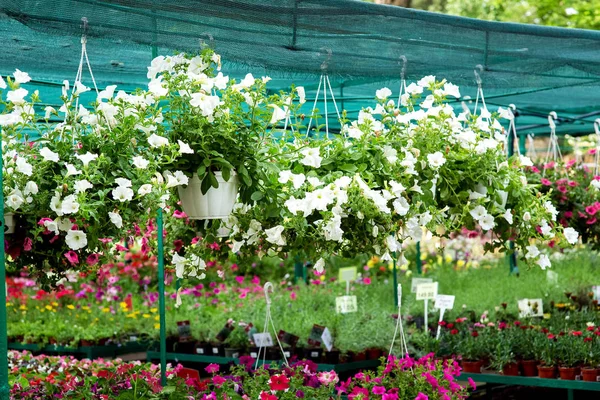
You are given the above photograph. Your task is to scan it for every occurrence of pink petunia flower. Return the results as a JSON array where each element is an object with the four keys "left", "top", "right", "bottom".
[{"left": 65, "top": 251, "right": 79, "bottom": 265}]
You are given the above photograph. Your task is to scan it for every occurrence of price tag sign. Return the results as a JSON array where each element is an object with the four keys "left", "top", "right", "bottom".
[
  {"left": 518, "top": 298, "right": 543, "bottom": 318},
  {"left": 253, "top": 332, "right": 273, "bottom": 347},
  {"left": 546, "top": 271, "right": 558, "bottom": 285},
  {"left": 321, "top": 327, "right": 333, "bottom": 352},
  {"left": 435, "top": 295, "right": 455, "bottom": 310},
  {"left": 416, "top": 282, "right": 438, "bottom": 301},
  {"left": 411, "top": 278, "right": 433, "bottom": 293},
  {"left": 336, "top": 295, "right": 358, "bottom": 314},
  {"left": 338, "top": 267, "right": 358, "bottom": 282}
]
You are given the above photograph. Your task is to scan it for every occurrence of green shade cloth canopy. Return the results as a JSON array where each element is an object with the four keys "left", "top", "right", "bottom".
[{"left": 2, "top": 0, "right": 600, "bottom": 136}]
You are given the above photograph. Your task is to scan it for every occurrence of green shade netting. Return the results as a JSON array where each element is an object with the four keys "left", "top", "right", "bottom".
[{"left": 1, "top": 0, "right": 600, "bottom": 136}]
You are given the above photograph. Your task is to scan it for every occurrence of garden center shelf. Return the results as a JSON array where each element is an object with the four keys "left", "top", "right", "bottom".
[
  {"left": 459, "top": 373, "right": 600, "bottom": 400},
  {"left": 146, "top": 351, "right": 380, "bottom": 373},
  {"left": 8, "top": 341, "right": 149, "bottom": 360}
]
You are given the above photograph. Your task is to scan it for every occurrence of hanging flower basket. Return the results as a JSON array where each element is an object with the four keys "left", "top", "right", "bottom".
[
  {"left": 4, "top": 212, "right": 15, "bottom": 234},
  {"left": 178, "top": 172, "right": 239, "bottom": 220}
]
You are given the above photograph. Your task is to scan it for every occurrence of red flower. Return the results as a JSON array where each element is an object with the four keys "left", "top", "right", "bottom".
[
  {"left": 260, "top": 392, "right": 278, "bottom": 400},
  {"left": 513, "top": 321, "right": 521, "bottom": 326},
  {"left": 450, "top": 329, "right": 459, "bottom": 335},
  {"left": 572, "top": 331, "right": 583, "bottom": 337},
  {"left": 438, "top": 321, "right": 447, "bottom": 327},
  {"left": 547, "top": 334, "right": 555, "bottom": 340},
  {"left": 446, "top": 323, "right": 454, "bottom": 329},
  {"left": 471, "top": 331, "right": 479, "bottom": 337},
  {"left": 269, "top": 374, "right": 290, "bottom": 391},
  {"left": 584, "top": 337, "right": 593, "bottom": 343}
]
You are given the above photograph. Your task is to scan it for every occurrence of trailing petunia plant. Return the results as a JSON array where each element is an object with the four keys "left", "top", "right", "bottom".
[{"left": 224, "top": 77, "right": 577, "bottom": 274}]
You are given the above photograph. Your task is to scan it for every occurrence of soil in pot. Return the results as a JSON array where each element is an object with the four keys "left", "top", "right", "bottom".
[
  {"left": 462, "top": 360, "right": 483, "bottom": 374},
  {"left": 502, "top": 362, "right": 520, "bottom": 376},
  {"left": 559, "top": 366, "right": 577, "bottom": 381},
  {"left": 520, "top": 360, "right": 538, "bottom": 377},
  {"left": 582, "top": 368, "right": 598, "bottom": 382},
  {"left": 538, "top": 365, "right": 557, "bottom": 379}
]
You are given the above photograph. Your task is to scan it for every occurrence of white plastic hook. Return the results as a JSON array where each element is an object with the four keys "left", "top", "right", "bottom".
[
  {"left": 400, "top": 55, "right": 407, "bottom": 81},
  {"left": 548, "top": 111, "right": 558, "bottom": 129},
  {"left": 80, "top": 17, "right": 89, "bottom": 44},
  {"left": 319, "top": 47, "right": 332, "bottom": 72},
  {"left": 474, "top": 65, "right": 484, "bottom": 89},
  {"left": 594, "top": 118, "right": 600, "bottom": 136},
  {"left": 263, "top": 282, "right": 274, "bottom": 305}
]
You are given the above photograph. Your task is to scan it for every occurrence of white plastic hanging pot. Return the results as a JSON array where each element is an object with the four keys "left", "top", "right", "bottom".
[
  {"left": 4, "top": 212, "right": 15, "bottom": 234},
  {"left": 178, "top": 172, "right": 239, "bottom": 220}
]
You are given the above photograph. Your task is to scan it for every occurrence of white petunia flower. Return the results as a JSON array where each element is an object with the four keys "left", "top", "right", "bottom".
[
  {"left": 375, "top": 87, "right": 392, "bottom": 100},
  {"left": 148, "top": 133, "right": 169, "bottom": 148},
  {"left": 61, "top": 195, "right": 80, "bottom": 214},
  {"left": 427, "top": 151, "right": 446, "bottom": 169},
  {"left": 525, "top": 244, "right": 540, "bottom": 259},
  {"left": 382, "top": 145, "right": 398, "bottom": 164},
  {"left": 296, "top": 86, "right": 306, "bottom": 104},
  {"left": 0, "top": 75, "right": 5, "bottom": 89},
  {"left": 13, "top": 69, "right": 31, "bottom": 84},
  {"left": 544, "top": 201, "right": 559, "bottom": 221},
  {"left": 138, "top": 184, "right": 153, "bottom": 196},
  {"left": 115, "top": 178, "right": 132, "bottom": 188},
  {"left": 177, "top": 140, "right": 194, "bottom": 154},
  {"left": 189, "top": 93, "right": 221, "bottom": 117},
  {"left": 519, "top": 155, "right": 533, "bottom": 167},
  {"left": 108, "top": 211, "right": 123, "bottom": 229},
  {"left": 65, "top": 229, "right": 87, "bottom": 250},
  {"left": 112, "top": 186, "right": 134, "bottom": 202},
  {"left": 74, "top": 180, "right": 93, "bottom": 193},
  {"left": 523, "top": 211, "right": 531, "bottom": 222},
  {"left": 43, "top": 219, "right": 59, "bottom": 235},
  {"left": 24, "top": 181, "right": 38, "bottom": 196},
  {"left": 6, "top": 88, "right": 28, "bottom": 105},
  {"left": 314, "top": 258, "right": 325, "bottom": 274},
  {"left": 269, "top": 104, "right": 287, "bottom": 124},
  {"left": 15, "top": 157, "right": 33, "bottom": 176},
  {"left": 393, "top": 197, "right": 410, "bottom": 216},
  {"left": 537, "top": 254, "right": 551, "bottom": 270},
  {"left": 469, "top": 205, "right": 488, "bottom": 221},
  {"left": 565, "top": 7, "right": 578, "bottom": 16},
  {"left": 563, "top": 227, "right": 579, "bottom": 245},
  {"left": 265, "top": 225, "right": 286, "bottom": 246},
  {"left": 442, "top": 82, "right": 461, "bottom": 98},
  {"left": 6, "top": 189, "right": 24, "bottom": 210},
  {"left": 44, "top": 106, "right": 55, "bottom": 120},
  {"left": 479, "top": 214, "right": 496, "bottom": 231},
  {"left": 300, "top": 147, "right": 322, "bottom": 168},
  {"left": 65, "top": 164, "right": 82, "bottom": 177},
  {"left": 232, "top": 239, "right": 245, "bottom": 253},
  {"left": 74, "top": 81, "right": 90, "bottom": 95},
  {"left": 75, "top": 152, "right": 98, "bottom": 166},
  {"left": 417, "top": 75, "right": 436, "bottom": 88},
  {"left": 39, "top": 147, "right": 60, "bottom": 163},
  {"left": 503, "top": 209, "right": 513, "bottom": 225},
  {"left": 132, "top": 156, "right": 150, "bottom": 169}
]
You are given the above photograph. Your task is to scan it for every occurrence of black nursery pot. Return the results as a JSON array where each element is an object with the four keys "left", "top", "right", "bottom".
[
  {"left": 325, "top": 349, "right": 340, "bottom": 364},
  {"left": 210, "top": 343, "right": 224, "bottom": 357},
  {"left": 173, "top": 340, "right": 196, "bottom": 354},
  {"left": 224, "top": 347, "right": 241, "bottom": 358},
  {"left": 303, "top": 347, "right": 323, "bottom": 362},
  {"left": 194, "top": 342, "right": 212, "bottom": 355}
]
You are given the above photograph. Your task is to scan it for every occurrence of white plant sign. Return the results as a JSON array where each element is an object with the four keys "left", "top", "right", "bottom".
[{"left": 518, "top": 298, "right": 543, "bottom": 318}]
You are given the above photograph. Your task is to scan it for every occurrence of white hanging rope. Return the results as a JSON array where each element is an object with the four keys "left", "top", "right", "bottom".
[
  {"left": 305, "top": 75, "right": 323, "bottom": 138},
  {"left": 472, "top": 65, "right": 487, "bottom": 117},
  {"left": 397, "top": 55, "right": 407, "bottom": 106},
  {"left": 527, "top": 133, "right": 537, "bottom": 160},
  {"left": 254, "top": 282, "right": 289, "bottom": 369},
  {"left": 388, "top": 282, "right": 410, "bottom": 370},
  {"left": 542, "top": 112, "right": 567, "bottom": 179},
  {"left": 506, "top": 104, "right": 521, "bottom": 157}
]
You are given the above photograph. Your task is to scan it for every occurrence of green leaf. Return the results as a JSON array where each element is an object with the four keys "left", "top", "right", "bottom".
[
  {"left": 221, "top": 167, "right": 231, "bottom": 182},
  {"left": 209, "top": 171, "right": 219, "bottom": 189},
  {"left": 196, "top": 164, "right": 207, "bottom": 177},
  {"left": 339, "top": 163, "right": 358, "bottom": 173},
  {"left": 201, "top": 174, "right": 212, "bottom": 194},
  {"left": 251, "top": 191, "right": 264, "bottom": 201}
]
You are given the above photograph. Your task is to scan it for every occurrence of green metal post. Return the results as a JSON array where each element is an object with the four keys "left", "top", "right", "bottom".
[
  {"left": 507, "top": 119, "right": 518, "bottom": 275},
  {"left": 416, "top": 241, "right": 423, "bottom": 275},
  {"left": 157, "top": 209, "right": 167, "bottom": 386},
  {"left": 392, "top": 252, "right": 398, "bottom": 307},
  {"left": 0, "top": 138, "right": 9, "bottom": 399},
  {"left": 518, "top": 133, "right": 527, "bottom": 156},
  {"left": 293, "top": 256, "right": 304, "bottom": 284}
]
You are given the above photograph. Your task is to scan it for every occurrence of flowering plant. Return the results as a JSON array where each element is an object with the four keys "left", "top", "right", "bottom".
[
  {"left": 224, "top": 77, "right": 574, "bottom": 274},
  {"left": 527, "top": 160, "right": 600, "bottom": 249},
  {"left": 1, "top": 70, "right": 176, "bottom": 285}
]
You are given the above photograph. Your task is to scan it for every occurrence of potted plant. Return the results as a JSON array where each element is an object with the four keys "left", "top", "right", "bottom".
[
  {"left": 514, "top": 326, "right": 538, "bottom": 376},
  {"left": 582, "top": 331, "right": 599, "bottom": 382},
  {"left": 459, "top": 330, "right": 485, "bottom": 373},
  {"left": 152, "top": 50, "right": 283, "bottom": 220},
  {"left": 536, "top": 332, "right": 558, "bottom": 379},
  {"left": 556, "top": 332, "right": 585, "bottom": 380},
  {"left": 490, "top": 331, "right": 519, "bottom": 376}
]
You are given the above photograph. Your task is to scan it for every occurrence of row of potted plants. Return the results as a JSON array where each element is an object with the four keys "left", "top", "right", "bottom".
[{"left": 8, "top": 350, "right": 473, "bottom": 399}]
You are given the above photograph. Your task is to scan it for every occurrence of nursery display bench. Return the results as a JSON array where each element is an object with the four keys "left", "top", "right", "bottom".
[{"left": 460, "top": 373, "right": 600, "bottom": 400}]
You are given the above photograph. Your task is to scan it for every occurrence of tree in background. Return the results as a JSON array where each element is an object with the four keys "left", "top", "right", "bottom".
[{"left": 372, "top": 0, "right": 600, "bottom": 30}]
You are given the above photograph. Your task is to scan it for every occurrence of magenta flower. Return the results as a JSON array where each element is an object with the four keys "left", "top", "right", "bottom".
[
  {"left": 587, "top": 217, "right": 597, "bottom": 225},
  {"left": 173, "top": 210, "right": 187, "bottom": 219},
  {"left": 564, "top": 211, "right": 573, "bottom": 218},
  {"left": 64, "top": 251, "right": 79, "bottom": 265},
  {"left": 372, "top": 386, "right": 386, "bottom": 395},
  {"left": 205, "top": 363, "right": 219, "bottom": 374},
  {"left": 86, "top": 253, "right": 99, "bottom": 266},
  {"left": 363, "top": 277, "right": 372, "bottom": 285},
  {"left": 557, "top": 186, "right": 567, "bottom": 193},
  {"left": 468, "top": 377, "right": 476, "bottom": 390},
  {"left": 290, "top": 291, "right": 297, "bottom": 300},
  {"left": 586, "top": 205, "right": 598, "bottom": 216},
  {"left": 23, "top": 237, "right": 32, "bottom": 251},
  {"left": 541, "top": 178, "right": 552, "bottom": 186},
  {"left": 415, "top": 393, "right": 429, "bottom": 400},
  {"left": 383, "top": 394, "right": 399, "bottom": 400}
]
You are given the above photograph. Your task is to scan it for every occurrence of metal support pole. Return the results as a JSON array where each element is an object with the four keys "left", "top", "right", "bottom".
[
  {"left": 416, "top": 241, "right": 423, "bottom": 275},
  {"left": 0, "top": 139, "right": 9, "bottom": 400},
  {"left": 293, "top": 256, "right": 304, "bottom": 284},
  {"left": 157, "top": 208, "right": 167, "bottom": 386},
  {"left": 392, "top": 252, "right": 398, "bottom": 307}
]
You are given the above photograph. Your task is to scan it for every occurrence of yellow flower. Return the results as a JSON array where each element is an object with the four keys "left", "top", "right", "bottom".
[
  {"left": 19, "top": 305, "right": 27, "bottom": 311},
  {"left": 154, "top": 323, "right": 160, "bottom": 330},
  {"left": 457, "top": 260, "right": 466, "bottom": 268},
  {"left": 143, "top": 314, "right": 151, "bottom": 319},
  {"left": 150, "top": 308, "right": 157, "bottom": 313},
  {"left": 67, "top": 305, "right": 75, "bottom": 310},
  {"left": 444, "top": 254, "right": 452, "bottom": 263},
  {"left": 543, "top": 313, "right": 552, "bottom": 319},
  {"left": 154, "top": 316, "right": 159, "bottom": 321},
  {"left": 52, "top": 302, "right": 58, "bottom": 307},
  {"left": 119, "top": 302, "right": 128, "bottom": 309},
  {"left": 320, "top": 275, "right": 325, "bottom": 281},
  {"left": 45, "top": 305, "right": 53, "bottom": 311},
  {"left": 82, "top": 306, "right": 90, "bottom": 311},
  {"left": 127, "top": 313, "right": 137, "bottom": 319},
  {"left": 102, "top": 307, "right": 110, "bottom": 313}
]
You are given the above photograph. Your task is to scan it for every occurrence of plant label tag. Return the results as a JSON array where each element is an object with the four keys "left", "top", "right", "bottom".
[
  {"left": 321, "top": 327, "right": 333, "bottom": 352},
  {"left": 416, "top": 282, "right": 438, "bottom": 301},
  {"left": 196, "top": 347, "right": 205, "bottom": 355},
  {"left": 435, "top": 295, "right": 455, "bottom": 310},
  {"left": 411, "top": 278, "right": 433, "bottom": 293},
  {"left": 546, "top": 270, "right": 558, "bottom": 285},
  {"left": 129, "top": 335, "right": 138, "bottom": 342},
  {"left": 335, "top": 295, "right": 358, "bottom": 314},
  {"left": 212, "top": 347, "right": 219, "bottom": 354},
  {"left": 518, "top": 298, "right": 543, "bottom": 317},
  {"left": 308, "top": 324, "right": 325, "bottom": 347},
  {"left": 177, "top": 320, "right": 191, "bottom": 341},
  {"left": 278, "top": 330, "right": 299, "bottom": 347},
  {"left": 253, "top": 332, "right": 273, "bottom": 348},
  {"left": 338, "top": 267, "right": 358, "bottom": 282},
  {"left": 592, "top": 286, "right": 600, "bottom": 301}
]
